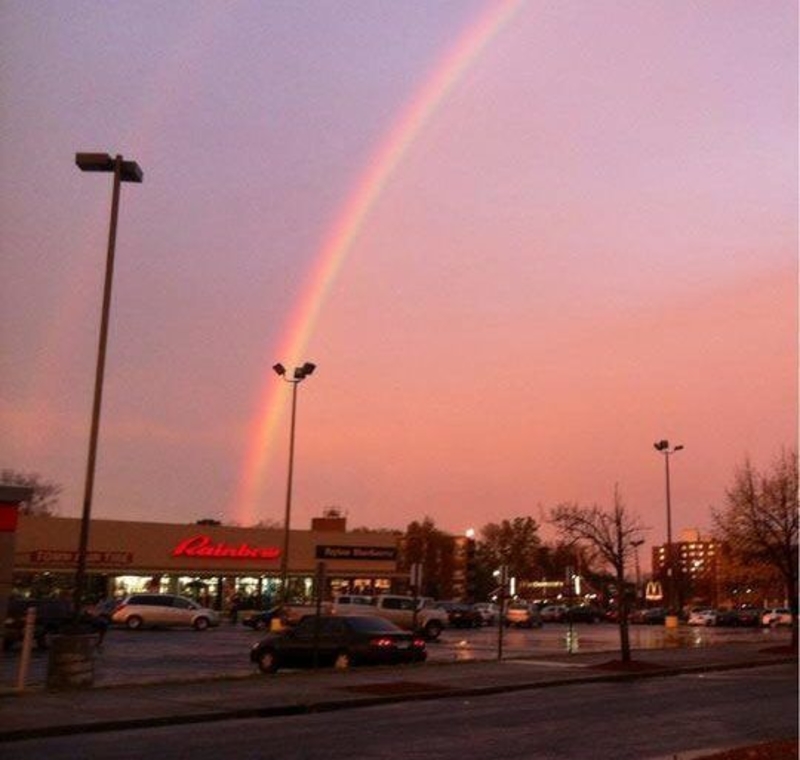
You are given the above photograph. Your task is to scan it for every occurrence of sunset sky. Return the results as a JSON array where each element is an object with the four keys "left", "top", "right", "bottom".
[{"left": 2, "top": 1, "right": 796, "bottom": 566}]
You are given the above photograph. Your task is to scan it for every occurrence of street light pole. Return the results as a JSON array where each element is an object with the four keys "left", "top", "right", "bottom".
[
  {"left": 653, "top": 439, "right": 683, "bottom": 622},
  {"left": 273, "top": 362, "right": 316, "bottom": 605},
  {"left": 73, "top": 153, "right": 142, "bottom": 616},
  {"left": 631, "top": 538, "right": 644, "bottom": 601}
]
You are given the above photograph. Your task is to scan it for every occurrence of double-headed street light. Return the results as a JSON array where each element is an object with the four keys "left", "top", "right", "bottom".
[
  {"left": 273, "top": 362, "right": 316, "bottom": 604},
  {"left": 654, "top": 439, "right": 683, "bottom": 620},
  {"left": 73, "top": 153, "right": 143, "bottom": 616}
]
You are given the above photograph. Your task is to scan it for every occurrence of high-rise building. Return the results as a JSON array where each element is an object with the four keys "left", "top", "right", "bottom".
[{"left": 651, "top": 529, "right": 722, "bottom": 607}]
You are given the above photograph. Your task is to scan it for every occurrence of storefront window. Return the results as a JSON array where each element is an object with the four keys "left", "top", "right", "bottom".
[
  {"left": 114, "top": 575, "right": 170, "bottom": 596},
  {"left": 178, "top": 577, "right": 216, "bottom": 607}
]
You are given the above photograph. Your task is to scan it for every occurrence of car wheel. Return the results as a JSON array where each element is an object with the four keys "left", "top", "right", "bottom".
[
  {"left": 257, "top": 648, "right": 278, "bottom": 674},
  {"left": 334, "top": 651, "right": 352, "bottom": 670},
  {"left": 126, "top": 615, "right": 144, "bottom": 631},
  {"left": 424, "top": 620, "right": 443, "bottom": 640},
  {"left": 193, "top": 616, "right": 210, "bottom": 631}
]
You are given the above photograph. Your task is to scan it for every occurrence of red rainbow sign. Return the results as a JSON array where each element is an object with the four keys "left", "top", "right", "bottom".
[{"left": 172, "top": 535, "right": 281, "bottom": 560}]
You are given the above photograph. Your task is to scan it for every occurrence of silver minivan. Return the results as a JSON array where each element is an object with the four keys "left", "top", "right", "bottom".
[{"left": 111, "top": 594, "right": 220, "bottom": 630}]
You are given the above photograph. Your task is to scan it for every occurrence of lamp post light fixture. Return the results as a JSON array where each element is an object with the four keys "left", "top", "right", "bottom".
[
  {"left": 273, "top": 361, "right": 316, "bottom": 604},
  {"left": 73, "top": 153, "right": 143, "bottom": 616},
  {"left": 653, "top": 439, "right": 683, "bottom": 621}
]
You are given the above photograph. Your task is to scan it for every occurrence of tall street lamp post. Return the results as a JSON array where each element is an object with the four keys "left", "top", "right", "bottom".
[
  {"left": 73, "top": 153, "right": 143, "bottom": 615},
  {"left": 631, "top": 538, "right": 644, "bottom": 601},
  {"left": 654, "top": 439, "right": 683, "bottom": 624},
  {"left": 273, "top": 361, "right": 316, "bottom": 605}
]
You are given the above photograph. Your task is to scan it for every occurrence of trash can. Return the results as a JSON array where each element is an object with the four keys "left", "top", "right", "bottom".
[{"left": 47, "top": 633, "right": 98, "bottom": 689}]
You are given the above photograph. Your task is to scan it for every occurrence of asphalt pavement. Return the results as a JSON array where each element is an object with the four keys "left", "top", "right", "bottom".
[{"left": 0, "top": 640, "right": 796, "bottom": 744}]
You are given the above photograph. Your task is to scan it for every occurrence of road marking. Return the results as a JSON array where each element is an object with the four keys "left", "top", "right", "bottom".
[{"left": 502, "top": 659, "right": 590, "bottom": 668}]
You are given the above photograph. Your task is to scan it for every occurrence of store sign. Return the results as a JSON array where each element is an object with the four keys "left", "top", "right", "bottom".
[
  {"left": 26, "top": 550, "right": 133, "bottom": 567},
  {"left": 315, "top": 545, "right": 397, "bottom": 561},
  {"left": 526, "top": 580, "right": 566, "bottom": 589},
  {"left": 172, "top": 535, "right": 281, "bottom": 560},
  {"left": 645, "top": 580, "right": 664, "bottom": 601}
]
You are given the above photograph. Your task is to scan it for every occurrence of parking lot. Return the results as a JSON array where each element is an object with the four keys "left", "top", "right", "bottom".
[{"left": 2, "top": 619, "right": 791, "bottom": 690}]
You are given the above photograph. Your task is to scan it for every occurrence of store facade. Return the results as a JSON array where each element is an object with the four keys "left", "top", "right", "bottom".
[{"left": 11, "top": 515, "right": 405, "bottom": 612}]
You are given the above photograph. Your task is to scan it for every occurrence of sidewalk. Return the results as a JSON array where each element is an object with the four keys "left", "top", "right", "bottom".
[{"left": 0, "top": 642, "right": 796, "bottom": 742}]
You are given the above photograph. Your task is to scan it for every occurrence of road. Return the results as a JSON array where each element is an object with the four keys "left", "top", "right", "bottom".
[
  {"left": 2, "top": 620, "right": 792, "bottom": 689},
  {"left": 2, "top": 663, "right": 795, "bottom": 759}
]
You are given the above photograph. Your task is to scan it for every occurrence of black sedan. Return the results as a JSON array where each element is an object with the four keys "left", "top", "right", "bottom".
[
  {"left": 435, "top": 602, "right": 483, "bottom": 628},
  {"left": 250, "top": 614, "right": 427, "bottom": 673},
  {"left": 562, "top": 605, "right": 604, "bottom": 624},
  {"left": 715, "top": 608, "right": 762, "bottom": 627}
]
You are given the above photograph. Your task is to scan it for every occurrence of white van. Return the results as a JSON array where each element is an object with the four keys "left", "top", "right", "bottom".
[
  {"left": 331, "top": 594, "right": 376, "bottom": 613},
  {"left": 111, "top": 594, "right": 220, "bottom": 630}
]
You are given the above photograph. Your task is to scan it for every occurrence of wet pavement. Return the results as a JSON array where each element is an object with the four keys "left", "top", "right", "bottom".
[
  {"left": 2, "top": 620, "right": 789, "bottom": 689},
  {"left": 0, "top": 629, "right": 795, "bottom": 743}
]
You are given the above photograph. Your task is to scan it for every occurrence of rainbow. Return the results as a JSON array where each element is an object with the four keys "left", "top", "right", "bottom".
[{"left": 234, "top": 0, "right": 524, "bottom": 525}]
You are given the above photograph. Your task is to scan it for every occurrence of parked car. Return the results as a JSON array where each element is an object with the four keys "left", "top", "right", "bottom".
[
  {"left": 730, "top": 607, "right": 763, "bottom": 627},
  {"left": 504, "top": 600, "right": 542, "bottom": 628},
  {"left": 630, "top": 607, "right": 667, "bottom": 625},
  {"left": 472, "top": 602, "right": 498, "bottom": 626},
  {"left": 333, "top": 594, "right": 447, "bottom": 640},
  {"left": 563, "top": 605, "right": 604, "bottom": 624},
  {"left": 434, "top": 602, "right": 483, "bottom": 628},
  {"left": 331, "top": 594, "right": 375, "bottom": 609},
  {"left": 282, "top": 602, "right": 334, "bottom": 626},
  {"left": 111, "top": 594, "right": 220, "bottom": 630},
  {"left": 86, "top": 597, "right": 123, "bottom": 623},
  {"left": 712, "top": 609, "right": 739, "bottom": 627},
  {"left": 688, "top": 608, "right": 718, "bottom": 626},
  {"left": 713, "top": 608, "right": 763, "bottom": 628},
  {"left": 762, "top": 608, "right": 792, "bottom": 627},
  {"left": 250, "top": 614, "right": 427, "bottom": 673},
  {"left": 241, "top": 606, "right": 281, "bottom": 631},
  {"left": 3, "top": 597, "right": 74, "bottom": 650},
  {"left": 539, "top": 604, "right": 568, "bottom": 623}
]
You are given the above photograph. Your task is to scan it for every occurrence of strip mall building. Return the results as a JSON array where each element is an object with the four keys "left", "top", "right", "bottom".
[{"left": 11, "top": 512, "right": 406, "bottom": 610}]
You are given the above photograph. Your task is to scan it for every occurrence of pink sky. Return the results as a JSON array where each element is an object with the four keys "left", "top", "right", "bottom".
[{"left": 1, "top": 1, "right": 796, "bottom": 568}]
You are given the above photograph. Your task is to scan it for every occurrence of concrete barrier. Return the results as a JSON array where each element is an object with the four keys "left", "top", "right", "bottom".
[{"left": 47, "top": 634, "right": 98, "bottom": 689}]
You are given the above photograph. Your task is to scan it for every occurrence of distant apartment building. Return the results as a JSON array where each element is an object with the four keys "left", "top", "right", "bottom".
[
  {"left": 651, "top": 528, "right": 786, "bottom": 608},
  {"left": 651, "top": 529, "right": 721, "bottom": 607}
]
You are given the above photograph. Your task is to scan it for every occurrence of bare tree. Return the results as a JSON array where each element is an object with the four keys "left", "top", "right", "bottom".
[
  {"left": 713, "top": 449, "right": 798, "bottom": 649},
  {"left": 402, "top": 517, "right": 456, "bottom": 599},
  {"left": 550, "top": 486, "right": 646, "bottom": 663},
  {"left": 0, "top": 469, "right": 61, "bottom": 516},
  {"left": 478, "top": 517, "right": 542, "bottom": 585}
]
